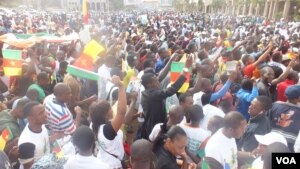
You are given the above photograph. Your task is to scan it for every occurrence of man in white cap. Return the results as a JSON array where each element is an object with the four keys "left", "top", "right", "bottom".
[{"left": 251, "top": 132, "right": 287, "bottom": 169}]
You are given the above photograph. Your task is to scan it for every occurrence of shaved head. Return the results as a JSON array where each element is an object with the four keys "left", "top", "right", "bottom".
[
  {"left": 169, "top": 105, "right": 184, "bottom": 124},
  {"left": 53, "top": 83, "right": 72, "bottom": 103},
  {"left": 53, "top": 83, "right": 71, "bottom": 96},
  {"left": 131, "top": 139, "right": 153, "bottom": 169}
]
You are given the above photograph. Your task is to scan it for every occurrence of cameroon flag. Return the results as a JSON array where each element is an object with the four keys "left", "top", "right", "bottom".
[
  {"left": 52, "top": 140, "right": 64, "bottom": 159},
  {"left": 2, "top": 49, "right": 23, "bottom": 76},
  {"left": 67, "top": 40, "right": 105, "bottom": 81},
  {"left": 0, "top": 128, "right": 13, "bottom": 151},
  {"left": 170, "top": 62, "right": 190, "bottom": 93}
]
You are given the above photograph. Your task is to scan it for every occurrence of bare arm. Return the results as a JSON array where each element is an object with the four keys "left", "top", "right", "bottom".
[
  {"left": 75, "top": 95, "right": 97, "bottom": 106},
  {"left": 186, "top": 71, "right": 202, "bottom": 95},
  {"left": 124, "top": 92, "right": 138, "bottom": 124},
  {"left": 271, "top": 59, "right": 296, "bottom": 85},
  {"left": 253, "top": 41, "right": 273, "bottom": 67},
  {"left": 111, "top": 76, "right": 127, "bottom": 132}
]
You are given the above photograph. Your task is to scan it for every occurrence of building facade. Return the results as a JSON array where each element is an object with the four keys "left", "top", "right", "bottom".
[
  {"left": 213, "top": 0, "right": 298, "bottom": 20},
  {"left": 67, "top": 0, "right": 109, "bottom": 12},
  {"left": 124, "top": 0, "right": 173, "bottom": 8}
]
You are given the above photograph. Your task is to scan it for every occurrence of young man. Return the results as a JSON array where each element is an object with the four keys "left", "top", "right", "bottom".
[
  {"left": 205, "top": 111, "right": 247, "bottom": 169},
  {"left": 242, "top": 42, "right": 273, "bottom": 78},
  {"left": 179, "top": 105, "right": 210, "bottom": 163},
  {"left": 268, "top": 85, "right": 300, "bottom": 151},
  {"left": 277, "top": 70, "right": 299, "bottom": 102},
  {"left": 64, "top": 126, "right": 109, "bottom": 169},
  {"left": 236, "top": 79, "right": 259, "bottom": 121},
  {"left": 28, "top": 72, "right": 49, "bottom": 103},
  {"left": 18, "top": 101, "right": 50, "bottom": 169},
  {"left": 251, "top": 132, "right": 287, "bottom": 169},
  {"left": 140, "top": 55, "right": 192, "bottom": 139},
  {"left": 179, "top": 93, "right": 194, "bottom": 123},
  {"left": 44, "top": 83, "right": 81, "bottom": 135},
  {"left": 237, "top": 96, "right": 272, "bottom": 152},
  {"left": 193, "top": 71, "right": 237, "bottom": 107}
]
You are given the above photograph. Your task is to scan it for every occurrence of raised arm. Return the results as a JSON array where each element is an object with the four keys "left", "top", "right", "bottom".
[
  {"left": 159, "top": 54, "right": 193, "bottom": 98},
  {"left": 111, "top": 75, "right": 127, "bottom": 132},
  {"left": 253, "top": 41, "right": 273, "bottom": 67},
  {"left": 271, "top": 58, "right": 296, "bottom": 85},
  {"left": 210, "top": 71, "right": 236, "bottom": 102},
  {"left": 157, "top": 51, "right": 180, "bottom": 82},
  {"left": 124, "top": 92, "right": 138, "bottom": 124},
  {"left": 186, "top": 67, "right": 203, "bottom": 95}
]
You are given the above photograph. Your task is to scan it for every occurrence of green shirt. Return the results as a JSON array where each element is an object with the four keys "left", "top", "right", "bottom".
[
  {"left": 0, "top": 109, "right": 20, "bottom": 137},
  {"left": 28, "top": 84, "right": 46, "bottom": 103}
]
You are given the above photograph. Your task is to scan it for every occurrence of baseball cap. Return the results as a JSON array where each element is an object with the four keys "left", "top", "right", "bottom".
[
  {"left": 285, "top": 85, "right": 300, "bottom": 99},
  {"left": 255, "top": 132, "right": 287, "bottom": 146}
]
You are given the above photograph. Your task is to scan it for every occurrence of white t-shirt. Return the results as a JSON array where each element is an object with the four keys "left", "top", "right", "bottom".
[
  {"left": 97, "top": 124, "right": 124, "bottom": 169},
  {"left": 149, "top": 123, "right": 163, "bottom": 142},
  {"left": 205, "top": 128, "right": 238, "bottom": 169},
  {"left": 64, "top": 154, "right": 109, "bottom": 169},
  {"left": 18, "top": 125, "right": 50, "bottom": 162},
  {"left": 200, "top": 104, "right": 225, "bottom": 130},
  {"left": 179, "top": 124, "right": 210, "bottom": 155}
]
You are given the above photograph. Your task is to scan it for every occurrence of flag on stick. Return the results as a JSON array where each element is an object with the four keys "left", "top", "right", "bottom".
[
  {"left": 2, "top": 49, "right": 23, "bottom": 76},
  {"left": 67, "top": 40, "right": 105, "bottom": 81},
  {"left": 0, "top": 128, "right": 13, "bottom": 151},
  {"left": 170, "top": 62, "right": 190, "bottom": 93}
]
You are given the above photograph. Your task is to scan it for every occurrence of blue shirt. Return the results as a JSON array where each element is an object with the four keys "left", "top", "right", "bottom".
[
  {"left": 155, "top": 58, "right": 165, "bottom": 73},
  {"left": 237, "top": 87, "right": 259, "bottom": 121}
]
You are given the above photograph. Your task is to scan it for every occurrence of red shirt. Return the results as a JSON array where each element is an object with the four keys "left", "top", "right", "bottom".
[
  {"left": 277, "top": 79, "right": 296, "bottom": 102},
  {"left": 243, "top": 63, "right": 256, "bottom": 78}
]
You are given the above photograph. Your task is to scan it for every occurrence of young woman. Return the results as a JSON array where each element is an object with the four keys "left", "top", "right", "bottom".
[
  {"left": 153, "top": 125, "right": 193, "bottom": 169},
  {"left": 90, "top": 75, "right": 127, "bottom": 169}
]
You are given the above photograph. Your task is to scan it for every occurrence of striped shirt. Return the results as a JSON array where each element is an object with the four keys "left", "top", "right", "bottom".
[{"left": 44, "top": 94, "right": 76, "bottom": 134}]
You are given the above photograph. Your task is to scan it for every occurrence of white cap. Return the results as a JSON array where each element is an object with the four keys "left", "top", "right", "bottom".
[{"left": 255, "top": 132, "right": 287, "bottom": 146}]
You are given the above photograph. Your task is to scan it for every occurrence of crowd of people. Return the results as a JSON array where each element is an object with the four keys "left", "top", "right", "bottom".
[{"left": 0, "top": 9, "right": 300, "bottom": 169}]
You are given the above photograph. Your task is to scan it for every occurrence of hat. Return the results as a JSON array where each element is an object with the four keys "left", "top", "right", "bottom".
[
  {"left": 19, "top": 143, "right": 35, "bottom": 165},
  {"left": 285, "top": 85, "right": 300, "bottom": 99},
  {"left": 255, "top": 132, "right": 287, "bottom": 146}
]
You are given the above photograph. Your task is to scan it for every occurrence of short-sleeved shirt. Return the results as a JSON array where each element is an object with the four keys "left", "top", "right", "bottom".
[
  {"left": 179, "top": 124, "right": 211, "bottom": 156},
  {"left": 18, "top": 124, "right": 50, "bottom": 163},
  {"left": 64, "top": 154, "right": 109, "bottom": 169},
  {"left": 205, "top": 128, "right": 238, "bottom": 169},
  {"left": 44, "top": 94, "right": 76, "bottom": 134},
  {"left": 28, "top": 84, "right": 45, "bottom": 103}
]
